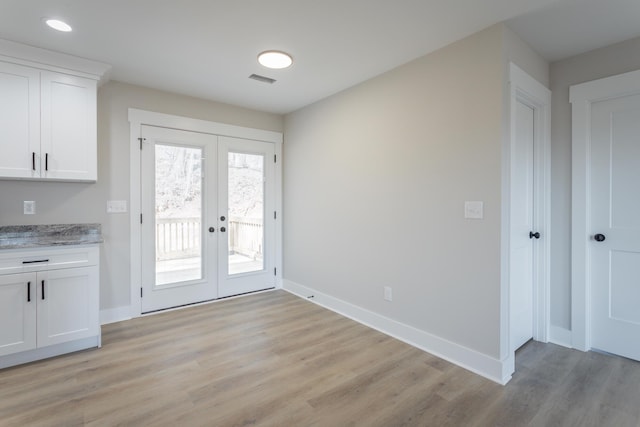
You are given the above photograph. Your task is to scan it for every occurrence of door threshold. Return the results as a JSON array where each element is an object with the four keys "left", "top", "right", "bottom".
[{"left": 141, "top": 287, "right": 276, "bottom": 316}]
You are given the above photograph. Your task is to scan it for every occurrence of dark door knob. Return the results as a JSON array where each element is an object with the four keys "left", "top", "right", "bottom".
[
  {"left": 220, "top": 227, "right": 226, "bottom": 232},
  {"left": 208, "top": 227, "right": 215, "bottom": 233},
  {"left": 529, "top": 231, "right": 540, "bottom": 239},
  {"left": 220, "top": 216, "right": 226, "bottom": 221},
  {"left": 594, "top": 234, "right": 606, "bottom": 242}
]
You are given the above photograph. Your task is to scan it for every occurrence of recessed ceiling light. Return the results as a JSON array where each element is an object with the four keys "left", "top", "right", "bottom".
[
  {"left": 257, "top": 51, "right": 293, "bottom": 69},
  {"left": 45, "top": 19, "right": 72, "bottom": 32}
]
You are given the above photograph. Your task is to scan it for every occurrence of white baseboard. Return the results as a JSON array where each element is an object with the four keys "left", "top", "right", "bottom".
[
  {"left": 100, "top": 305, "right": 132, "bottom": 325},
  {"left": 549, "top": 325, "right": 572, "bottom": 348},
  {"left": 283, "top": 279, "right": 511, "bottom": 384}
]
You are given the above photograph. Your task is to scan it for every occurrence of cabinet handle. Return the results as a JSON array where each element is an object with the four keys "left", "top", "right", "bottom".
[
  {"left": 41, "top": 280, "right": 45, "bottom": 300},
  {"left": 32, "top": 152, "right": 36, "bottom": 171},
  {"left": 22, "top": 259, "right": 49, "bottom": 264},
  {"left": 45, "top": 153, "right": 48, "bottom": 171},
  {"left": 27, "top": 281, "right": 31, "bottom": 302}
]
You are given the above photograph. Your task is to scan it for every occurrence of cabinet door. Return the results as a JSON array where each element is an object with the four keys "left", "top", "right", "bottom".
[
  {"left": 0, "top": 273, "right": 37, "bottom": 356},
  {"left": 37, "top": 267, "right": 99, "bottom": 347},
  {"left": 0, "top": 62, "right": 40, "bottom": 179},
  {"left": 40, "top": 71, "right": 97, "bottom": 181}
]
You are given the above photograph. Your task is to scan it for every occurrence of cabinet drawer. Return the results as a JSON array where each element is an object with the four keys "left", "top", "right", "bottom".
[{"left": 0, "top": 246, "right": 98, "bottom": 275}]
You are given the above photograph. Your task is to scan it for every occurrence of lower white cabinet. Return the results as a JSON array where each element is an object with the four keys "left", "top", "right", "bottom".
[{"left": 0, "top": 246, "right": 100, "bottom": 367}]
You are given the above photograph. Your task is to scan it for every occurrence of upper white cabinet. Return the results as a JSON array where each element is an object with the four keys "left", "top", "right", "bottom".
[{"left": 0, "top": 39, "right": 110, "bottom": 182}]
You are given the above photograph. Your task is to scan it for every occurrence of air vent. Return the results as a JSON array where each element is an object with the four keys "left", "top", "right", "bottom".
[{"left": 249, "top": 74, "right": 276, "bottom": 84}]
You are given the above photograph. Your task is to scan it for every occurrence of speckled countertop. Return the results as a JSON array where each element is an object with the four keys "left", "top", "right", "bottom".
[{"left": 0, "top": 224, "right": 103, "bottom": 250}]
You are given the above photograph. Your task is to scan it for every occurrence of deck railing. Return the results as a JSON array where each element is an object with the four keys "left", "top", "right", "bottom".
[{"left": 156, "top": 216, "right": 263, "bottom": 261}]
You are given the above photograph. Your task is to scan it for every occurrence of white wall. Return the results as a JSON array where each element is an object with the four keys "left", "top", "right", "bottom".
[
  {"left": 284, "top": 25, "right": 507, "bottom": 359},
  {"left": 0, "top": 81, "right": 283, "bottom": 312},
  {"left": 549, "top": 36, "right": 640, "bottom": 331}
]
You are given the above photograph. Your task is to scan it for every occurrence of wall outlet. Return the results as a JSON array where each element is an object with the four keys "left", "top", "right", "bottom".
[
  {"left": 384, "top": 286, "right": 393, "bottom": 302},
  {"left": 464, "top": 201, "right": 484, "bottom": 219},
  {"left": 24, "top": 201, "right": 36, "bottom": 215}
]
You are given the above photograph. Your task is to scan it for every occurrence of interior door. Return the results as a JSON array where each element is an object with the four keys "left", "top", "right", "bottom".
[
  {"left": 510, "top": 100, "right": 536, "bottom": 352},
  {"left": 141, "top": 125, "right": 217, "bottom": 312},
  {"left": 590, "top": 93, "right": 640, "bottom": 361},
  {"left": 217, "top": 136, "right": 276, "bottom": 297}
]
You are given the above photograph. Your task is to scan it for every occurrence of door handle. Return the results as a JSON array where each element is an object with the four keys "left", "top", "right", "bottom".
[
  {"left": 529, "top": 231, "right": 540, "bottom": 239},
  {"left": 594, "top": 233, "right": 606, "bottom": 242}
]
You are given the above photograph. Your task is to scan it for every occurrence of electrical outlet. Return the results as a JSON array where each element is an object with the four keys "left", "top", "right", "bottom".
[
  {"left": 24, "top": 201, "right": 35, "bottom": 215},
  {"left": 384, "top": 286, "right": 392, "bottom": 302}
]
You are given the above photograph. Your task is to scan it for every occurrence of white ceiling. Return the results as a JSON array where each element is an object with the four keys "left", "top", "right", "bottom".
[{"left": 0, "top": 0, "right": 638, "bottom": 114}]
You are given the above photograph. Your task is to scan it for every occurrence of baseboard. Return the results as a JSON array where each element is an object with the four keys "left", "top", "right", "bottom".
[
  {"left": 100, "top": 305, "right": 132, "bottom": 325},
  {"left": 283, "top": 279, "right": 511, "bottom": 384},
  {"left": 549, "top": 325, "right": 572, "bottom": 348},
  {"left": 0, "top": 336, "right": 100, "bottom": 369}
]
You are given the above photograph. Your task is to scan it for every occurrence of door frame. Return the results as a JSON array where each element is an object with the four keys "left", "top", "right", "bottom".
[
  {"left": 569, "top": 68, "right": 640, "bottom": 351},
  {"left": 128, "top": 109, "right": 283, "bottom": 318},
  {"left": 501, "top": 63, "right": 551, "bottom": 377}
]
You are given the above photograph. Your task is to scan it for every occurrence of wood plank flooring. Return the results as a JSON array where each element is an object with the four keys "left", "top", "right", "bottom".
[{"left": 1, "top": 290, "right": 639, "bottom": 426}]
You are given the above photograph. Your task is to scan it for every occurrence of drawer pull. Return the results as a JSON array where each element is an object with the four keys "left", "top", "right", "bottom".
[
  {"left": 32, "top": 152, "right": 36, "bottom": 171},
  {"left": 27, "top": 281, "right": 31, "bottom": 302},
  {"left": 41, "top": 280, "right": 45, "bottom": 300},
  {"left": 22, "top": 259, "right": 49, "bottom": 264}
]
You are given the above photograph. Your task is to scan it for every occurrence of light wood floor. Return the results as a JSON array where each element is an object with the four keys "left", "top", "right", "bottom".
[{"left": 1, "top": 290, "right": 639, "bottom": 426}]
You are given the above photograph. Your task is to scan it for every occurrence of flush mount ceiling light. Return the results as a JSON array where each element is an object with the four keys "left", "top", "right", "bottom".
[
  {"left": 257, "top": 51, "right": 293, "bottom": 69},
  {"left": 45, "top": 19, "right": 72, "bottom": 32}
]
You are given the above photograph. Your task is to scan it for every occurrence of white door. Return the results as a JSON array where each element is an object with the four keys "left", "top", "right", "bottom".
[
  {"left": 218, "top": 137, "right": 276, "bottom": 297},
  {"left": 40, "top": 71, "right": 97, "bottom": 181},
  {"left": 37, "top": 267, "right": 99, "bottom": 347},
  {"left": 0, "top": 273, "right": 36, "bottom": 356},
  {"left": 589, "top": 93, "right": 640, "bottom": 361},
  {"left": 141, "top": 126, "right": 218, "bottom": 313},
  {"left": 0, "top": 61, "right": 40, "bottom": 179},
  {"left": 510, "top": 100, "right": 536, "bottom": 352}
]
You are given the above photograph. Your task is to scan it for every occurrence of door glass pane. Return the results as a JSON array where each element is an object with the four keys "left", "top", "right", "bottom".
[
  {"left": 228, "top": 152, "right": 264, "bottom": 275},
  {"left": 155, "top": 144, "right": 203, "bottom": 285}
]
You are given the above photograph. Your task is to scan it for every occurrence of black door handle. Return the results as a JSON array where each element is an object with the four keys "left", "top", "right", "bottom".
[
  {"left": 529, "top": 231, "right": 540, "bottom": 239},
  {"left": 594, "top": 234, "right": 606, "bottom": 242}
]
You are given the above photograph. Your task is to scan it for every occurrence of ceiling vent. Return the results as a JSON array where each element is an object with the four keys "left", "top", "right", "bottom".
[{"left": 249, "top": 74, "right": 276, "bottom": 84}]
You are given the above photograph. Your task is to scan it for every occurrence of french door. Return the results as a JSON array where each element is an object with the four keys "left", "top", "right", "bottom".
[{"left": 141, "top": 126, "right": 275, "bottom": 313}]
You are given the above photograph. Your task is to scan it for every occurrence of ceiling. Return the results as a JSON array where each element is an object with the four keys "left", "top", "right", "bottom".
[{"left": 1, "top": 0, "right": 639, "bottom": 114}]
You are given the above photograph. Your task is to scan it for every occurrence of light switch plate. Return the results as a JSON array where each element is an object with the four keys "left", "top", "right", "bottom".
[
  {"left": 107, "top": 200, "right": 128, "bottom": 213},
  {"left": 464, "top": 201, "right": 483, "bottom": 219}
]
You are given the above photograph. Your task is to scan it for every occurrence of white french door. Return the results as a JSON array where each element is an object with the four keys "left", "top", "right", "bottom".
[
  {"left": 589, "top": 93, "right": 640, "bottom": 361},
  {"left": 140, "top": 127, "right": 276, "bottom": 313},
  {"left": 141, "top": 126, "right": 217, "bottom": 312},
  {"left": 217, "top": 136, "right": 276, "bottom": 298}
]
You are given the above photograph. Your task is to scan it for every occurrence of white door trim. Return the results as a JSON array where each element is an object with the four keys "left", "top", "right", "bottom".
[
  {"left": 128, "top": 109, "right": 283, "bottom": 318},
  {"left": 569, "top": 68, "right": 640, "bottom": 351},
  {"left": 502, "top": 63, "right": 551, "bottom": 374}
]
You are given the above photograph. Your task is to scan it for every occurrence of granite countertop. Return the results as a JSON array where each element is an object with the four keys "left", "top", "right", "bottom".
[{"left": 0, "top": 224, "right": 104, "bottom": 250}]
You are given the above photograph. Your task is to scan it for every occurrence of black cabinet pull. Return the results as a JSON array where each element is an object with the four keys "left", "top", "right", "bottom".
[
  {"left": 41, "top": 280, "right": 45, "bottom": 300},
  {"left": 220, "top": 226, "right": 226, "bottom": 232},
  {"left": 22, "top": 259, "right": 49, "bottom": 264},
  {"left": 594, "top": 233, "right": 606, "bottom": 242},
  {"left": 529, "top": 231, "right": 540, "bottom": 239},
  {"left": 27, "top": 281, "right": 31, "bottom": 302},
  {"left": 208, "top": 227, "right": 215, "bottom": 233},
  {"left": 45, "top": 153, "right": 48, "bottom": 171},
  {"left": 32, "top": 152, "right": 35, "bottom": 171}
]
